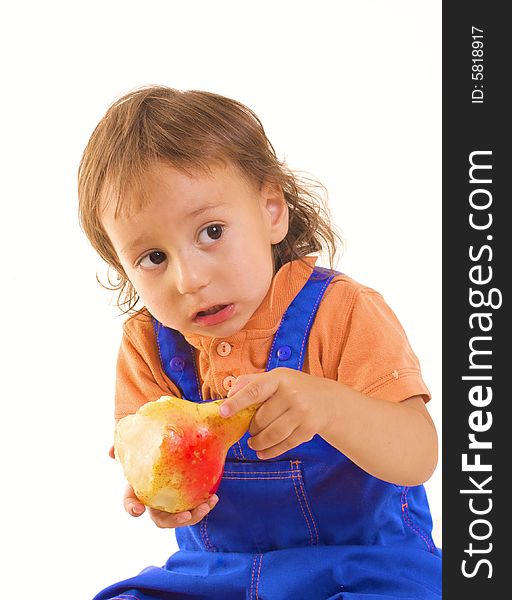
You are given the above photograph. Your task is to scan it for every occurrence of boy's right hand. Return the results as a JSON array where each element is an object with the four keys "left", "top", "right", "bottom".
[{"left": 123, "top": 484, "right": 219, "bottom": 528}]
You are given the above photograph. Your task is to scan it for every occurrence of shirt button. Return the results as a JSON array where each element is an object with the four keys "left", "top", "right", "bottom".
[
  {"left": 169, "top": 357, "right": 185, "bottom": 371},
  {"left": 223, "top": 376, "right": 237, "bottom": 391},
  {"left": 216, "top": 341, "right": 232, "bottom": 357},
  {"left": 276, "top": 345, "right": 292, "bottom": 361}
]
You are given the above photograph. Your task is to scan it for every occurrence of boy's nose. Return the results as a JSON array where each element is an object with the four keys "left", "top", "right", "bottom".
[{"left": 173, "top": 253, "right": 210, "bottom": 295}]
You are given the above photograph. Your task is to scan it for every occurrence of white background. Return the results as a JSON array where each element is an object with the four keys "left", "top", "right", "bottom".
[{"left": 1, "top": 1, "right": 441, "bottom": 598}]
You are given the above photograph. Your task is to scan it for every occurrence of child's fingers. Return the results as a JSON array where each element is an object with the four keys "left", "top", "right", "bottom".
[
  {"left": 221, "top": 373, "right": 277, "bottom": 417},
  {"left": 186, "top": 494, "right": 220, "bottom": 524},
  {"left": 149, "top": 495, "right": 219, "bottom": 528},
  {"left": 123, "top": 484, "right": 146, "bottom": 517},
  {"left": 150, "top": 509, "right": 192, "bottom": 528},
  {"left": 248, "top": 414, "right": 298, "bottom": 451}
]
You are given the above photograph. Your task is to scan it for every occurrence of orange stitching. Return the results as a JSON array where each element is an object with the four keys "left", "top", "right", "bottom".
[
  {"left": 363, "top": 368, "right": 420, "bottom": 387},
  {"left": 237, "top": 440, "right": 246, "bottom": 459},
  {"left": 222, "top": 475, "right": 298, "bottom": 480},
  {"left": 223, "top": 469, "right": 295, "bottom": 475},
  {"left": 298, "top": 276, "right": 332, "bottom": 366},
  {"left": 400, "top": 487, "right": 434, "bottom": 553},
  {"left": 367, "top": 374, "right": 423, "bottom": 395},
  {"left": 229, "top": 441, "right": 239, "bottom": 459},
  {"left": 290, "top": 468, "right": 314, "bottom": 545},
  {"left": 362, "top": 369, "right": 422, "bottom": 394},
  {"left": 292, "top": 461, "right": 319, "bottom": 544},
  {"left": 200, "top": 511, "right": 217, "bottom": 552},
  {"left": 201, "top": 513, "right": 215, "bottom": 552},
  {"left": 250, "top": 554, "right": 258, "bottom": 600},
  {"left": 255, "top": 553, "right": 263, "bottom": 600},
  {"left": 199, "top": 513, "right": 208, "bottom": 550}
]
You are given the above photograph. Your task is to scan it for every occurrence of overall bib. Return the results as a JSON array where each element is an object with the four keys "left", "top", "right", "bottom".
[{"left": 95, "top": 267, "right": 441, "bottom": 600}]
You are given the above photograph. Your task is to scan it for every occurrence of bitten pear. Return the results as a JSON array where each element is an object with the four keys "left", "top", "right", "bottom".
[{"left": 114, "top": 396, "right": 257, "bottom": 513}]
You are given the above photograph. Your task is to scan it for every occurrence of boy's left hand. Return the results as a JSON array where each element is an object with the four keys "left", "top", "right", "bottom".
[{"left": 220, "top": 368, "right": 336, "bottom": 459}]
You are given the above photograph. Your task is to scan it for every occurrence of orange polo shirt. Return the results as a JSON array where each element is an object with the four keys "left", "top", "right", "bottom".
[{"left": 114, "top": 256, "right": 430, "bottom": 422}]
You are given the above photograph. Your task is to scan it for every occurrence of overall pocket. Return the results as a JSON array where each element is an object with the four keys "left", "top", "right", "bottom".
[{"left": 198, "top": 459, "right": 319, "bottom": 553}]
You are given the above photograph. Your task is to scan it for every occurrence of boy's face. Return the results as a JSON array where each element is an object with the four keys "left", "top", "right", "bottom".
[{"left": 101, "top": 162, "right": 288, "bottom": 339}]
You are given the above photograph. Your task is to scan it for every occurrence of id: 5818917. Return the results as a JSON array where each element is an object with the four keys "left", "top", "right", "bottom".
[{"left": 471, "top": 26, "right": 484, "bottom": 104}]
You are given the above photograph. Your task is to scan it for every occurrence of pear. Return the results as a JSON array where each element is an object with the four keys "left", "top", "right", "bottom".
[{"left": 114, "top": 396, "right": 257, "bottom": 513}]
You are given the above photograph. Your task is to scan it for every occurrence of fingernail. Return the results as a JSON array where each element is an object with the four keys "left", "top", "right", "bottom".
[
  {"left": 219, "top": 403, "right": 230, "bottom": 417},
  {"left": 131, "top": 506, "right": 143, "bottom": 516}
]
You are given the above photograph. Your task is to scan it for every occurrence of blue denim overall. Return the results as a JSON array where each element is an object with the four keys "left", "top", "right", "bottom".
[{"left": 94, "top": 267, "right": 441, "bottom": 600}]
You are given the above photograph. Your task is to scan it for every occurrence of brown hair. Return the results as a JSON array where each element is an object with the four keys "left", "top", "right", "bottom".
[{"left": 78, "top": 85, "right": 342, "bottom": 313}]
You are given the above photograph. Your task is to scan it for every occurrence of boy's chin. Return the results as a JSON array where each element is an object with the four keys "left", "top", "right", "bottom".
[{"left": 194, "top": 314, "right": 249, "bottom": 339}]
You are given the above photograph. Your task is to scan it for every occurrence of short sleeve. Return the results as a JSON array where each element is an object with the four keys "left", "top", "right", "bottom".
[
  {"left": 337, "top": 287, "right": 431, "bottom": 403},
  {"left": 115, "top": 312, "right": 181, "bottom": 421}
]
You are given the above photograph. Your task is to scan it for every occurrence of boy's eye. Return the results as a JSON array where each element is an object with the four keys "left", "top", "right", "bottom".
[
  {"left": 139, "top": 251, "right": 167, "bottom": 268},
  {"left": 199, "top": 224, "right": 223, "bottom": 243}
]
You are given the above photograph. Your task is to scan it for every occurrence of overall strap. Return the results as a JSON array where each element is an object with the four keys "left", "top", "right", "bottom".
[
  {"left": 153, "top": 320, "right": 203, "bottom": 403},
  {"left": 266, "top": 266, "right": 338, "bottom": 372}
]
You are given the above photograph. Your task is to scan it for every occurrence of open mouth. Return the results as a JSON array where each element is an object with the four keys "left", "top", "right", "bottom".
[
  {"left": 196, "top": 304, "right": 227, "bottom": 317},
  {"left": 193, "top": 303, "right": 235, "bottom": 326}
]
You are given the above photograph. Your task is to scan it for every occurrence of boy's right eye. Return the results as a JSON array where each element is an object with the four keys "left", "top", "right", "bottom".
[{"left": 139, "top": 251, "right": 167, "bottom": 269}]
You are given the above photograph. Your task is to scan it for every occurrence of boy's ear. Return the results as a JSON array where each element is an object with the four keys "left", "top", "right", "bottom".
[{"left": 260, "top": 180, "right": 289, "bottom": 244}]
